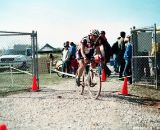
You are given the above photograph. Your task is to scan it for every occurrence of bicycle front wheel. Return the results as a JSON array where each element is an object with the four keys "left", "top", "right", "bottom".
[{"left": 87, "top": 69, "right": 102, "bottom": 99}]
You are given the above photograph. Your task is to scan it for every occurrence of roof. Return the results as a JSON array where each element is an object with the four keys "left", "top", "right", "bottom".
[{"left": 38, "top": 43, "right": 56, "bottom": 53}]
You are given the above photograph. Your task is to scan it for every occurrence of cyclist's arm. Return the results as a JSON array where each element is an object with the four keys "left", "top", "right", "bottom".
[
  {"left": 81, "top": 44, "right": 87, "bottom": 59},
  {"left": 80, "top": 42, "right": 87, "bottom": 59}
]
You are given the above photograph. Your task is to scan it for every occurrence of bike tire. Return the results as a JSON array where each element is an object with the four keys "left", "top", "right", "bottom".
[
  {"left": 78, "top": 74, "right": 85, "bottom": 95},
  {"left": 87, "top": 69, "right": 102, "bottom": 99}
]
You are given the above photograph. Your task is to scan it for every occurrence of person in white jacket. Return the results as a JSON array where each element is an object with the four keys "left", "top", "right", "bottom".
[{"left": 62, "top": 42, "right": 70, "bottom": 77}]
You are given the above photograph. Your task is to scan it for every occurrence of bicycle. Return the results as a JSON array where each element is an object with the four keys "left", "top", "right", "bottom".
[
  {"left": 54, "top": 60, "right": 76, "bottom": 78},
  {"left": 78, "top": 57, "right": 102, "bottom": 99},
  {"left": 55, "top": 60, "right": 63, "bottom": 77}
]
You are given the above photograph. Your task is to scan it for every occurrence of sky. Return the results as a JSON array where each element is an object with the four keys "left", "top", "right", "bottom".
[{"left": 0, "top": 0, "right": 160, "bottom": 49}]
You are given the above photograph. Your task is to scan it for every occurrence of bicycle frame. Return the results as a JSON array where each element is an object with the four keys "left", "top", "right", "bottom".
[{"left": 80, "top": 58, "right": 102, "bottom": 99}]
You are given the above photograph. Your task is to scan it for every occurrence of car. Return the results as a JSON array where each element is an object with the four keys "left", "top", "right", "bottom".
[{"left": 0, "top": 54, "right": 32, "bottom": 70}]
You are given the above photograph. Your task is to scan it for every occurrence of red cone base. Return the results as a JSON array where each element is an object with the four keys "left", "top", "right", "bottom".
[
  {"left": 120, "top": 77, "right": 128, "bottom": 95},
  {"left": 0, "top": 124, "right": 7, "bottom": 130},
  {"left": 32, "top": 75, "right": 38, "bottom": 92}
]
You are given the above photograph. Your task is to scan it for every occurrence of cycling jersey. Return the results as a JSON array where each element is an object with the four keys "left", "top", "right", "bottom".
[{"left": 76, "top": 35, "right": 96, "bottom": 60}]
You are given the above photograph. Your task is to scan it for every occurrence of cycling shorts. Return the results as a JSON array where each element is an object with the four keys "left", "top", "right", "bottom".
[{"left": 76, "top": 49, "right": 94, "bottom": 60}]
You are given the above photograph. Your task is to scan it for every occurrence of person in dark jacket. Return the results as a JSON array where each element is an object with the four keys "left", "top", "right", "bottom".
[
  {"left": 112, "top": 37, "right": 121, "bottom": 73},
  {"left": 99, "top": 31, "right": 112, "bottom": 77},
  {"left": 118, "top": 31, "right": 126, "bottom": 78},
  {"left": 69, "top": 42, "right": 77, "bottom": 57}
]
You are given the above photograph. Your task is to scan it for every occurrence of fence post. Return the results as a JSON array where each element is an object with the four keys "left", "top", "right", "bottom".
[
  {"left": 154, "top": 23, "right": 158, "bottom": 89},
  {"left": 31, "top": 31, "right": 39, "bottom": 89},
  {"left": 35, "top": 31, "right": 39, "bottom": 88},
  {"left": 10, "top": 64, "right": 13, "bottom": 87},
  {"left": 50, "top": 61, "right": 52, "bottom": 75}
]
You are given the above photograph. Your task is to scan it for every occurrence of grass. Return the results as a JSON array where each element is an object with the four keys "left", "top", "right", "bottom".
[
  {"left": 0, "top": 72, "right": 66, "bottom": 97},
  {"left": 0, "top": 73, "right": 32, "bottom": 97},
  {"left": 129, "top": 85, "right": 160, "bottom": 100},
  {"left": 0, "top": 52, "right": 63, "bottom": 97}
]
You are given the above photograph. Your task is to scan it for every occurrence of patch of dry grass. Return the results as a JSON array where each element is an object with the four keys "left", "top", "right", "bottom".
[{"left": 129, "top": 85, "right": 160, "bottom": 100}]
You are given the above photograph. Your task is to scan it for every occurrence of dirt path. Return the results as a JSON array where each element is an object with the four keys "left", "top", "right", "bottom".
[{"left": 0, "top": 78, "right": 160, "bottom": 130}]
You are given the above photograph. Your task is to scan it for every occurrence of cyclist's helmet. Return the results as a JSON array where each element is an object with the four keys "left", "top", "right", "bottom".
[{"left": 90, "top": 29, "right": 100, "bottom": 36}]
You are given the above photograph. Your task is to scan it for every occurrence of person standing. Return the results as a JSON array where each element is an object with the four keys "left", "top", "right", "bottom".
[
  {"left": 123, "top": 36, "right": 132, "bottom": 84},
  {"left": 69, "top": 42, "right": 77, "bottom": 57},
  {"left": 70, "top": 55, "right": 78, "bottom": 74},
  {"left": 99, "top": 30, "right": 112, "bottom": 77},
  {"left": 62, "top": 42, "right": 70, "bottom": 77},
  {"left": 112, "top": 37, "right": 121, "bottom": 73},
  {"left": 49, "top": 53, "right": 54, "bottom": 66},
  {"left": 118, "top": 31, "right": 126, "bottom": 79}
]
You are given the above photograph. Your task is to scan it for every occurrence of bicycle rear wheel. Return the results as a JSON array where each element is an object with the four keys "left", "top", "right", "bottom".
[{"left": 87, "top": 69, "right": 102, "bottom": 99}]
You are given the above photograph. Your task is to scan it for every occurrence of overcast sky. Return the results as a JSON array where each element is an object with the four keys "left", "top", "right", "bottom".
[{"left": 0, "top": 0, "right": 160, "bottom": 49}]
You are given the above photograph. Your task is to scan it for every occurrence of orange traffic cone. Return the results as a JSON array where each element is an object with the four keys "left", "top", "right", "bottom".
[
  {"left": 101, "top": 69, "right": 106, "bottom": 82},
  {"left": 32, "top": 75, "right": 38, "bottom": 92},
  {"left": 120, "top": 77, "right": 128, "bottom": 95},
  {"left": 0, "top": 123, "right": 7, "bottom": 130}
]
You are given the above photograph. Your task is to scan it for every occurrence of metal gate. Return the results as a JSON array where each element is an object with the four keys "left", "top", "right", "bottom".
[
  {"left": 0, "top": 31, "right": 38, "bottom": 94},
  {"left": 131, "top": 24, "right": 160, "bottom": 89}
]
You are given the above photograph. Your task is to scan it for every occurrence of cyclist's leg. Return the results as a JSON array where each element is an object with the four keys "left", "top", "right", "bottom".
[
  {"left": 77, "top": 59, "right": 85, "bottom": 77},
  {"left": 76, "top": 59, "right": 85, "bottom": 86}
]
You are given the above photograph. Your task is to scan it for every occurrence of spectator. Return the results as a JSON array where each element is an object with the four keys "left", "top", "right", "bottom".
[
  {"left": 150, "top": 42, "right": 160, "bottom": 76},
  {"left": 69, "top": 42, "right": 77, "bottom": 57},
  {"left": 112, "top": 37, "right": 121, "bottom": 73},
  {"left": 70, "top": 55, "right": 78, "bottom": 75},
  {"left": 118, "top": 31, "right": 126, "bottom": 78},
  {"left": 123, "top": 35, "right": 132, "bottom": 84},
  {"left": 49, "top": 53, "right": 54, "bottom": 66},
  {"left": 62, "top": 42, "right": 70, "bottom": 77},
  {"left": 99, "top": 30, "right": 112, "bottom": 77}
]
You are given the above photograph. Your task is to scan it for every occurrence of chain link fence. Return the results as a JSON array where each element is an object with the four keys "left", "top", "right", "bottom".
[
  {"left": 131, "top": 24, "right": 160, "bottom": 89},
  {"left": 0, "top": 31, "right": 38, "bottom": 95}
]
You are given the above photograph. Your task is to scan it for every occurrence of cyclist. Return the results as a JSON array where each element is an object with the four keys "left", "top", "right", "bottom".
[{"left": 75, "top": 29, "right": 101, "bottom": 86}]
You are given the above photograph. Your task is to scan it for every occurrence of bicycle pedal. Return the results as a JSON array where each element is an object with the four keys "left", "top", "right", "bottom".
[{"left": 90, "top": 83, "right": 97, "bottom": 87}]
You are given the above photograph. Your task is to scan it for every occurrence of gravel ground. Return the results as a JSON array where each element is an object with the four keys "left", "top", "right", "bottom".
[{"left": 0, "top": 76, "right": 160, "bottom": 130}]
